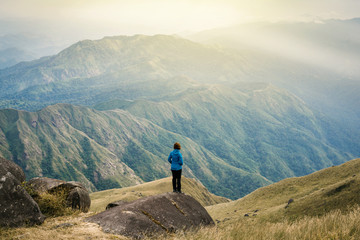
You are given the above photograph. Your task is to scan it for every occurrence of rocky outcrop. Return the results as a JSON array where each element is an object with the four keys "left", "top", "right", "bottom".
[
  {"left": 0, "top": 157, "right": 26, "bottom": 183},
  {"left": 27, "top": 177, "right": 91, "bottom": 212},
  {"left": 87, "top": 192, "right": 214, "bottom": 238},
  {"left": 0, "top": 157, "right": 45, "bottom": 227}
]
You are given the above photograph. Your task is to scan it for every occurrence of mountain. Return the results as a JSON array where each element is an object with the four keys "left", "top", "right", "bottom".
[
  {"left": 95, "top": 82, "right": 359, "bottom": 183},
  {"left": 2, "top": 159, "right": 360, "bottom": 240},
  {"left": 1, "top": 83, "right": 359, "bottom": 199},
  {"left": 0, "top": 34, "right": 248, "bottom": 111},
  {"left": 0, "top": 33, "right": 67, "bottom": 69},
  {"left": 207, "top": 157, "right": 360, "bottom": 223},
  {"left": 0, "top": 103, "right": 272, "bottom": 199},
  {"left": 0, "top": 48, "right": 36, "bottom": 69},
  {"left": 0, "top": 34, "right": 359, "bottom": 199},
  {"left": 189, "top": 19, "right": 360, "bottom": 129}
]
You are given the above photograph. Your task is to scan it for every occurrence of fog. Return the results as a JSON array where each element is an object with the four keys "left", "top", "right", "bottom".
[
  {"left": 1, "top": 1, "right": 359, "bottom": 75},
  {"left": 189, "top": 19, "right": 360, "bottom": 77},
  {"left": 1, "top": 0, "right": 360, "bottom": 40}
]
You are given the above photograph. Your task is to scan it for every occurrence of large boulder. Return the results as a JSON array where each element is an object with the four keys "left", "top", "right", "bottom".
[
  {"left": 0, "top": 157, "right": 25, "bottom": 183},
  {"left": 27, "top": 177, "right": 91, "bottom": 212},
  {"left": 87, "top": 192, "right": 214, "bottom": 238},
  {"left": 0, "top": 157, "right": 45, "bottom": 227}
]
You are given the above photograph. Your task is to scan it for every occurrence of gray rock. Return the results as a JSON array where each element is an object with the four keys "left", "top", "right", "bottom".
[
  {"left": 87, "top": 192, "right": 214, "bottom": 238},
  {"left": 0, "top": 157, "right": 45, "bottom": 227},
  {"left": 106, "top": 200, "right": 127, "bottom": 210},
  {"left": 0, "top": 157, "right": 25, "bottom": 183},
  {"left": 27, "top": 177, "right": 91, "bottom": 212},
  {"left": 26, "top": 177, "right": 65, "bottom": 193}
]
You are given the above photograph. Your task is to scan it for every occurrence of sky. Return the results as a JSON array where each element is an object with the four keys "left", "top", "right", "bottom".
[{"left": 1, "top": 0, "right": 360, "bottom": 40}]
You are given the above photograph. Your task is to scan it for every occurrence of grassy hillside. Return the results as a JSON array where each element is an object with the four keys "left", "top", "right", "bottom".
[
  {"left": 0, "top": 35, "right": 246, "bottom": 111},
  {"left": 0, "top": 103, "right": 270, "bottom": 198},
  {"left": 0, "top": 34, "right": 359, "bottom": 199},
  {"left": 1, "top": 82, "right": 358, "bottom": 199},
  {"left": 90, "top": 177, "right": 230, "bottom": 213},
  {"left": 99, "top": 83, "right": 358, "bottom": 188},
  {"left": 207, "top": 158, "right": 360, "bottom": 224},
  {"left": 2, "top": 160, "right": 360, "bottom": 240}
]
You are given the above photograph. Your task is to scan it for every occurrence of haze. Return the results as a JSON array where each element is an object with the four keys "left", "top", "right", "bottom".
[{"left": 1, "top": 0, "right": 360, "bottom": 40}]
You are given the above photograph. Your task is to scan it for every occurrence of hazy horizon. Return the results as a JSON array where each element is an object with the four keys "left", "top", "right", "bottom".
[{"left": 1, "top": 0, "right": 360, "bottom": 42}]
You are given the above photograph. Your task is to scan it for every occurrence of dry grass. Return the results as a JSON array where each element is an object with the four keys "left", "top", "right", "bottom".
[
  {"left": 2, "top": 206, "right": 360, "bottom": 240},
  {"left": 207, "top": 158, "right": 360, "bottom": 223},
  {"left": 164, "top": 206, "right": 360, "bottom": 240},
  {"left": 0, "top": 213, "right": 128, "bottom": 240},
  {"left": 3, "top": 160, "right": 360, "bottom": 239},
  {"left": 90, "top": 177, "right": 229, "bottom": 213}
]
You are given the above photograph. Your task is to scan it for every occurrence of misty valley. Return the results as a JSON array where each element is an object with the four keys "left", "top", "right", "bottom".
[{"left": 1, "top": 19, "right": 359, "bottom": 201}]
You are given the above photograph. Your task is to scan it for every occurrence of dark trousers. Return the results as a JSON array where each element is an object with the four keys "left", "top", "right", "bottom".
[{"left": 171, "top": 169, "right": 182, "bottom": 192}]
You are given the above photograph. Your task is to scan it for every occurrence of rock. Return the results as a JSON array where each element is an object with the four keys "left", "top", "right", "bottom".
[
  {"left": 27, "top": 177, "right": 91, "bottom": 212},
  {"left": 26, "top": 177, "right": 65, "bottom": 193},
  {"left": 66, "top": 185, "right": 91, "bottom": 212},
  {"left": 0, "top": 157, "right": 45, "bottom": 227},
  {"left": 0, "top": 157, "right": 25, "bottom": 183},
  {"left": 106, "top": 200, "right": 127, "bottom": 210},
  {"left": 87, "top": 192, "right": 214, "bottom": 238}
]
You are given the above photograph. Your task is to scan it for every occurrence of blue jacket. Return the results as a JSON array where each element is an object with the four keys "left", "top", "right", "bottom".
[{"left": 168, "top": 149, "right": 183, "bottom": 170}]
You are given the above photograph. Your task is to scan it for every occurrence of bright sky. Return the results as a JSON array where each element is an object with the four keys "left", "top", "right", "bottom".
[{"left": 1, "top": 0, "right": 360, "bottom": 39}]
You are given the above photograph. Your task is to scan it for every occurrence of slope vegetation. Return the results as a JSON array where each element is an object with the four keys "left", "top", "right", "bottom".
[
  {"left": 0, "top": 103, "right": 268, "bottom": 198},
  {"left": 90, "top": 177, "right": 229, "bottom": 212},
  {"left": 0, "top": 35, "right": 246, "bottom": 111},
  {"left": 98, "top": 83, "right": 358, "bottom": 188},
  {"left": 207, "top": 158, "right": 360, "bottom": 223}
]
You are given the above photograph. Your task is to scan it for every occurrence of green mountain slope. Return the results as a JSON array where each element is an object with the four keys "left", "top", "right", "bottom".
[
  {"left": 0, "top": 103, "right": 270, "bottom": 198},
  {"left": 208, "top": 158, "right": 360, "bottom": 224},
  {"left": 95, "top": 83, "right": 358, "bottom": 185},
  {"left": 0, "top": 33, "right": 359, "bottom": 200},
  {"left": 189, "top": 19, "right": 360, "bottom": 129},
  {"left": 0, "top": 35, "right": 247, "bottom": 111}
]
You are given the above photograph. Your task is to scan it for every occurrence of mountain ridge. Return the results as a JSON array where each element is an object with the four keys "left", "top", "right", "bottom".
[{"left": 0, "top": 102, "right": 272, "bottom": 199}]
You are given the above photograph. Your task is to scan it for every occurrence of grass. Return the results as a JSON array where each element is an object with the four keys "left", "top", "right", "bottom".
[
  {"left": 2, "top": 206, "right": 360, "bottom": 240},
  {"left": 163, "top": 206, "right": 360, "bottom": 240},
  {"left": 89, "top": 177, "right": 229, "bottom": 212},
  {"left": 2, "top": 159, "right": 360, "bottom": 239},
  {"left": 207, "top": 158, "right": 360, "bottom": 223},
  {"left": 0, "top": 213, "right": 126, "bottom": 240}
]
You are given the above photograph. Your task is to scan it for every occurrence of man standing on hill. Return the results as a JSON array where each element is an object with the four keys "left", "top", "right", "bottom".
[{"left": 168, "top": 142, "right": 183, "bottom": 193}]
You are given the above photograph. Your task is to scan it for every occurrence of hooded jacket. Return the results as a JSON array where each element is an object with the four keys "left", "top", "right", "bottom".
[{"left": 168, "top": 149, "right": 183, "bottom": 171}]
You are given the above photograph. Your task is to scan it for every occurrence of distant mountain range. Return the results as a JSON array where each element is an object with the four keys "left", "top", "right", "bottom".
[
  {"left": 0, "top": 22, "right": 359, "bottom": 199},
  {"left": 189, "top": 18, "right": 360, "bottom": 129},
  {"left": 0, "top": 83, "right": 358, "bottom": 199},
  {"left": 0, "top": 34, "right": 248, "bottom": 111},
  {"left": 0, "top": 103, "right": 270, "bottom": 198},
  {"left": 0, "top": 33, "right": 68, "bottom": 69}
]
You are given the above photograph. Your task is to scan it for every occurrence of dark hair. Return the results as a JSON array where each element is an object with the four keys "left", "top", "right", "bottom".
[{"left": 174, "top": 142, "right": 181, "bottom": 150}]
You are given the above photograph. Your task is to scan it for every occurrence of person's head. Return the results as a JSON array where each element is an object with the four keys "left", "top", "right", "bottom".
[{"left": 174, "top": 142, "right": 181, "bottom": 150}]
